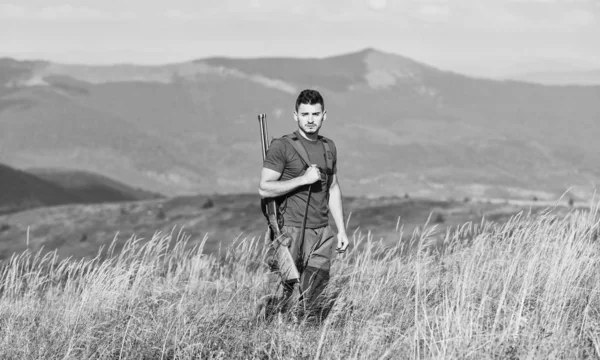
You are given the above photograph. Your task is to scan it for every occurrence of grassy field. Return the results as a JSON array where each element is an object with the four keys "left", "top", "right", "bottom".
[
  {"left": 0, "top": 193, "right": 572, "bottom": 261},
  {"left": 0, "top": 200, "right": 598, "bottom": 359}
]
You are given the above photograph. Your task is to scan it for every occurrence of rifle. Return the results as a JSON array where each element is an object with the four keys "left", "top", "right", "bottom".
[{"left": 258, "top": 114, "right": 300, "bottom": 285}]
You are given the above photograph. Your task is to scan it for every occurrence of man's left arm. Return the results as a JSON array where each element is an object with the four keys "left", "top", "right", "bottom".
[{"left": 328, "top": 174, "right": 349, "bottom": 252}]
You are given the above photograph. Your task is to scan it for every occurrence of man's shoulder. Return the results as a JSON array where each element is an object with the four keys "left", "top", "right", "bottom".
[
  {"left": 319, "top": 135, "right": 335, "bottom": 145},
  {"left": 275, "top": 133, "right": 304, "bottom": 150},
  {"left": 271, "top": 135, "right": 293, "bottom": 148},
  {"left": 280, "top": 132, "right": 300, "bottom": 142},
  {"left": 274, "top": 132, "right": 337, "bottom": 155},
  {"left": 268, "top": 136, "right": 296, "bottom": 157},
  {"left": 271, "top": 134, "right": 295, "bottom": 145},
  {"left": 319, "top": 135, "right": 337, "bottom": 154}
]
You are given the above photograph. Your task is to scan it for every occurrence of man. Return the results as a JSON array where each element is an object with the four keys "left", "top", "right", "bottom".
[{"left": 258, "top": 89, "right": 349, "bottom": 319}]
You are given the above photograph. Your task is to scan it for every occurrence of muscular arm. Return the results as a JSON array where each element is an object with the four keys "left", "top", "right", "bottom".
[
  {"left": 258, "top": 167, "right": 309, "bottom": 199},
  {"left": 328, "top": 174, "right": 347, "bottom": 238}
]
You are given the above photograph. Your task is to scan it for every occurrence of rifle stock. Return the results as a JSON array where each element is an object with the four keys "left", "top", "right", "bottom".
[{"left": 258, "top": 114, "right": 300, "bottom": 285}]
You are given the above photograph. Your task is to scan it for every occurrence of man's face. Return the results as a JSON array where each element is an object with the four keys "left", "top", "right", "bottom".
[{"left": 294, "top": 103, "right": 326, "bottom": 136}]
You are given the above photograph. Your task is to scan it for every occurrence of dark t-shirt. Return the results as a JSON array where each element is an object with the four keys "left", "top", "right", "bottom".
[{"left": 263, "top": 132, "right": 337, "bottom": 229}]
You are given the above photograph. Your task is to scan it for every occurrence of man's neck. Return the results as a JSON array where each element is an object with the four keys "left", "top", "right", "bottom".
[{"left": 297, "top": 129, "right": 319, "bottom": 141}]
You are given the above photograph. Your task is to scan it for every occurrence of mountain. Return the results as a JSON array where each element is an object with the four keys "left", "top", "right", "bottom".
[
  {"left": 28, "top": 168, "right": 163, "bottom": 203},
  {"left": 507, "top": 69, "right": 600, "bottom": 86},
  {"left": 0, "top": 161, "right": 162, "bottom": 215},
  {"left": 0, "top": 162, "right": 83, "bottom": 214},
  {"left": 1, "top": 49, "right": 600, "bottom": 200}
]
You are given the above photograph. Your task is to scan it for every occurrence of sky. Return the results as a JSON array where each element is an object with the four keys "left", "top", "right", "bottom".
[{"left": 1, "top": 0, "right": 599, "bottom": 77}]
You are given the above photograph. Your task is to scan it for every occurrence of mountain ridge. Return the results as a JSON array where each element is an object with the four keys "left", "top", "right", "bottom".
[
  {"left": 1, "top": 48, "right": 599, "bottom": 200},
  {"left": 0, "top": 162, "right": 163, "bottom": 215},
  {"left": 506, "top": 69, "right": 600, "bottom": 86},
  {"left": 29, "top": 168, "right": 163, "bottom": 203},
  {"left": 0, "top": 162, "right": 82, "bottom": 215}
]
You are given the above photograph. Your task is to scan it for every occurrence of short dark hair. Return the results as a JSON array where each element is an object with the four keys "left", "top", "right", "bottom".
[{"left": 295, "top": 89, "right": 324, "bottom": 111}]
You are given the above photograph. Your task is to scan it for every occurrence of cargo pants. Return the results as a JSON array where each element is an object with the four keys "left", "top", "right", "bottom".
[{"left": 281, "top": 225, "right": 337, "bottom": 317}]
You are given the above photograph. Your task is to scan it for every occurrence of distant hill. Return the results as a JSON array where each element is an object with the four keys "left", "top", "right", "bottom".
[
  {"left": 28, "top": 168, "right": 163, "bottom": 203},
  {"left": 0, "top": 162, "right": 83, "bottom": 214},
  {"left": 0, "top": 162, "right": 162, "bottom": 215},
  {"left": 507, "top": 69, "right": 600, "bottom": 86},
  {"left": 1, "top": 49, "right": 600, "bottom": 200}
]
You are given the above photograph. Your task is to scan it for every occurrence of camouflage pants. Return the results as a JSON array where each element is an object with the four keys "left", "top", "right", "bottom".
[{"left": 281, "top": 225, "right": 336, "bottom": 316}]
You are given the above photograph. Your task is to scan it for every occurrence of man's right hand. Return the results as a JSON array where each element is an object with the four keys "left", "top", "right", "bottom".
[{"left": 303, "top": 165, "right": 321, "bottom": 185}]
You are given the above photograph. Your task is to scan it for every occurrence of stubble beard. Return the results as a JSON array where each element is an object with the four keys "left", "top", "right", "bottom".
[{"left": 302, "top": 124, "right": 319, "bottom": 135}]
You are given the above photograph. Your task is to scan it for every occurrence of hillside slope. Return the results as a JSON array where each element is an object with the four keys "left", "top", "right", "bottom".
[
  {"left": 508, "top": 69, "right": 600, "bottom": 85},
  {"left": 0, "top": 162, "right": 163, "bottom": 215},
  {"left": 1, "top": 49, "right": 599, "bottom": 199},
  {"left": 0, "top": 162, "right": 82, "bottom": 214},
  {"left": 29, "top": 168, "right": 163, "bottom": 203}
]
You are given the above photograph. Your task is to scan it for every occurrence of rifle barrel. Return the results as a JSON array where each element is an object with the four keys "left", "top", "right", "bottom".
[
  {"left": 258, "top": 113, "right": 278, "bottom": 220},
  {"left": 258, "top": 114, "right": 268, "bottom": 160}
]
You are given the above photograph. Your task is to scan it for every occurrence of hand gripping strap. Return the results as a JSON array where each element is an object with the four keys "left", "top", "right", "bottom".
[{"left": 283, "top": 133, "right": 335, "bottom": 199}]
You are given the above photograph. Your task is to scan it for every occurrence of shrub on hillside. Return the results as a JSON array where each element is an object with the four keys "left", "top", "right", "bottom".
[
  {"left": 202, "top": 198, "right": 214, "bottom": 209},
  {"left": 156, "top": 205, "right": 166, "bottom": 220}
]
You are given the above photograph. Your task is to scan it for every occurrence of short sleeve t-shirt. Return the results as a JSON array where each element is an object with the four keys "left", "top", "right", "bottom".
[{"left": 263, "top": 132, "right": 337, "bottom": 229}]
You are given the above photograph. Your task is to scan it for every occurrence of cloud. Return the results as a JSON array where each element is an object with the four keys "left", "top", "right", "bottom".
[
  {"left": 413, "top": 3, "right": 451, "bottom": 22},
  {"left": 561, "top": 9, "right": 595, "bottom": 26},
  {"left": 452, "top": 1, "right": 597, "bottom": 32},
  {"left": 165, "top": 9, "right": 204, "bottom": 20},
  {"left": 0, "top": 3, "right": 136, "bottom": 21},
  {"left": 506, "top": 0, "right": 556, "bottom": 3},
  {"left": 0, "top": 3, "right": 26, "bottom": 18},
  {"left": 506, "top": 0, "right": 594, "bottom": 2},
  {"left": 38, "top": 5, "right": 108, "bottom": 20},
  {"left": 366, "top": 0, "right": 388, "bottom": 11}
]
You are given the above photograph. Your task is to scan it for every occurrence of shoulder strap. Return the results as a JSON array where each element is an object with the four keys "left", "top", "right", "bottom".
[
  {"left": 319, "top": 136, "right": 334, "bottom": 171},
  {"left": 282, "top": 134, "right": 311, "bottom": 168},
  {"left": 283, "top": 133, "right": 336, "bottom": 172}
]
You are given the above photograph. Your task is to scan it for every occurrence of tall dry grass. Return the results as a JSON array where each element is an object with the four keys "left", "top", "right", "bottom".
[{"left": 1, "top": 204, "right": 600, "bottom": 359}]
